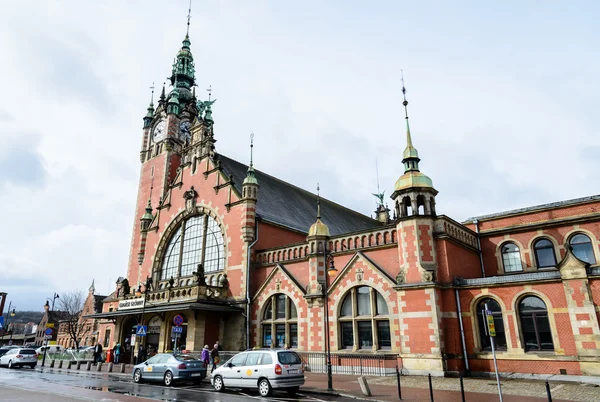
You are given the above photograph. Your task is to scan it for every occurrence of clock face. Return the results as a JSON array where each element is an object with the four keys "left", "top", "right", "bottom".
[
  {"left": 179, "top": 121, "right": 191, "bottom": 142},
  {"left": 152, "top": 120, "right": 166, "bottom": 142}
]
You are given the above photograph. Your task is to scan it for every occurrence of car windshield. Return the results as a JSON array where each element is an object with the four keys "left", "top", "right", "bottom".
[
  {"left": 277, "top": 351, "right": 301, "bottom": 365},
  {"left": 20, "top": 350, "right": 36, "bottom": 355}
]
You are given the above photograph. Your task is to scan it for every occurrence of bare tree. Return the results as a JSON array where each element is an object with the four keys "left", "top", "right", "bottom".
[{"left": 56, "top": 290, "right": 86, "bottom": 349}]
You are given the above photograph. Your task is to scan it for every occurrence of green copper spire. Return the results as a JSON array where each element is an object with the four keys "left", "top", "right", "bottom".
[
  {"left": 143, "top": 83, "right": 155, "bottom": 128},
  {"left": 169, "top": 3, "right": 195, "bottom": 97},
  {"left": 400, "top": 72, "right": 420, "bottom": 173},
  {"left": 243, "top": 133, "right": 258, "bottom": 185},
  {"left": 140, "top": 199, "right": 154, "bottom": 230},
  {"left": 167, "top": 78, "right": 181, "bottom": 115}
]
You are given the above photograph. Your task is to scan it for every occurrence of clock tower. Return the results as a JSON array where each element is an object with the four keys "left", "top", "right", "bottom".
[{"left": 128, "top": 23, "right": 209, "bottom": 287}]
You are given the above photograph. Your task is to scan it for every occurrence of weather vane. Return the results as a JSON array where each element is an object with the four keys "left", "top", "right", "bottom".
[
  {"left": 149, "top": 82, "right": 155, "bottom": 104},
  {"left": 207, "top": 85, "right": 212, "bottom": 101},
  {"left": 186, "top": 0, "right": 192, "bottom": 36},
  {"left": 372, "top": 158, "right": 385, "bottom": 206},
  {"left": 249, "top": 132, "right": 254, "bottom": 168}
]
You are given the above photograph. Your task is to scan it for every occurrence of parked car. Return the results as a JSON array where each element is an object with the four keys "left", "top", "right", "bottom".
[
  {"left": 211, "top": 349, "right": 304, "bottom": 397},
  {"left": 0, "top": 348, "right": 38, "bottom": 369},
  {"left": 132, "top": 353, "right": 207, "bottom": 386},
  {"left": 0, "top": 346, "right": 19, "bottom": 357},
  {"left": 35, "top": 345, "right": 62, "bottom": 354}
]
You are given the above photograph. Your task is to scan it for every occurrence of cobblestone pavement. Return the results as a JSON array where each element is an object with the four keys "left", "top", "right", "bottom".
[{"left": 369, "top": 375, "right": 600, "bottom": 401}]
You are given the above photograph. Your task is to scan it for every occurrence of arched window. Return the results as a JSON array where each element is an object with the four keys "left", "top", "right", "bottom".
[
  {"left": 476, "top": 298, "right": 506, "bottom": 350},
  {"left": 160, "top": 214, "right": 225, "bottom": 280},
  {"left": 519, "top": 296, "right": 553, "bottom": 351},
  {"left": 501, "top": 243, "right": 522, "bottom": 272},
  {"left": 261, "top": 294, "right": 298, "bottom": 348},
  {"left": 533, "top": 239, "right": 557, "bottom": 268},
  {"left": 338, "top": 286, "right": 390, "bottom": 350},
  {"left": 569, "top": 233, "right": 596, "bottom": 264}
]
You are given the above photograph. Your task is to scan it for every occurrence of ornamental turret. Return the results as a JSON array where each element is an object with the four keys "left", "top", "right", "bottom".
[{"left": 242, "top": 134, "right": 259, "bottom": 243}]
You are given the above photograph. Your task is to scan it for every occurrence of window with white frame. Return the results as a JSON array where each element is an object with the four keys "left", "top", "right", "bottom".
[
  {"left": 338, "top": 286, "right": 391, "bottom": 350},
  {"left": 501, "top": 242, "right": 522, "bottom": 272},
  {"left": 261, "top": 294, "right": 298, "bottom": 348}
]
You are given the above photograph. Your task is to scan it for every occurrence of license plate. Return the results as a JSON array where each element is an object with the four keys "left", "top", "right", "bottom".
[
  {"left": 191, "top": 373, "right": 201, "bottom": 377},
  {"left": 288, "top": 369, "right": 298, "bottom": 374}
]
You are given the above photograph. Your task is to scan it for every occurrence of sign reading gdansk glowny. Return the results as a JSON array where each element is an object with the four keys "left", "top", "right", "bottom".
[{"left": 118, "top": 297, "right": 145, "bottom": 310}]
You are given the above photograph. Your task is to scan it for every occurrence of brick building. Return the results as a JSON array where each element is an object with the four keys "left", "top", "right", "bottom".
[
  {"left": 91, "top": 26, "right": 600, "bottom": 376},
  {"left": 56, "top": 282, "right": 105, "bottom": 349}
]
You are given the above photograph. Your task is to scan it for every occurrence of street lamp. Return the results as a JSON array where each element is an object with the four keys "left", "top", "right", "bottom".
[
  {"left": 323, "top": 251, "right": 337, "bottom": 392},
  {"left": 42, "top": 293, "right": 60, "bottom": 367},
  {"left": 134, "top": 276, "right": 152, "bottom": 364},
  {"left": 5, "top": 302, "right": 16, "bottom": 346}
]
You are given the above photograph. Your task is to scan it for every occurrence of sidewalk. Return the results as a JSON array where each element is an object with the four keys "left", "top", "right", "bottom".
[{"left": 41, "top": 363, "right": 593, "bottom": 402}]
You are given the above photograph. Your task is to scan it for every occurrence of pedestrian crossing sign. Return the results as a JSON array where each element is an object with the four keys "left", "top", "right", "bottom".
[{"left": 136, "top": 325, "right": 147, "bottom": 336}]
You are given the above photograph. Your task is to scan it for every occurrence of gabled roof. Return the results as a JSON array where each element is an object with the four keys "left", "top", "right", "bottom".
[{"left": 217, "top": 154, "right": 381, "bottom": 236}]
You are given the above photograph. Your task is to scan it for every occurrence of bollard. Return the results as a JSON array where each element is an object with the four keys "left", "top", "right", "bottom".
[
  {"left": 68, "top": 361, "right": 74, "bottom": 369},
  {"left": 396, "top": 365, "right": 402, "bottom": 400},
  {"left": 120, "top": 363, "right": 126, "bottom": 373},
  {"left": 96, "top": 362, "right": 102, "bottom": 371},
  {"left": 76, "top": 361, "right": 82, "bottom": 370},
  {"left": 428, "top": 373, "right": 434, "bottom": 402},
  {"left": 358, "top": 376, "right": 372, "bottom": 397},
  {"left": 86, "top": 361, "right": 92, "bottom": 371},
  {"left": 107, "top": 362, "right": 113, "bottom": 372},
  {"left": 49, "top": 359, "right": 55, "bottom": 368},
  {"left": 545, "top": 380, "right": 552, "bottom": 402},
  {"left": 460, "top": 375, "right": 465, "bottom": 402},
  {"left": 58, "top": 360, "right": 63, "bottom": 369}
]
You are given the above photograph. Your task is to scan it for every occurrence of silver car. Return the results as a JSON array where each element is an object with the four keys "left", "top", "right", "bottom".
[
  {"left": 132, "top": 353, "right": 207, "bottom": 386},
  {"left": 211, "top": 349, "right": 304, "bottom": 397},
  {"left": 0, "top": 348, "right": 38, "bottom": 369}
]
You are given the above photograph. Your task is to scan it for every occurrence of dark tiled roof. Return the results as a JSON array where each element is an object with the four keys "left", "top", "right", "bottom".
[
  {"left": 217, "top": 154, "right": 381, "bottom": 236},
  {"left": 464, "top": 194, "right": 600, "bottom": 223}
]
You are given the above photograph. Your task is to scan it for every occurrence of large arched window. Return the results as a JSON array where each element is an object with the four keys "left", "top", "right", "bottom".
[
  {"left": 161, "top": 214, "right": 225, "bottom": 280},
  {"left": 476, "top": 298, "right": 507, "bottom": 350},
  {"left": 533, "top": 238, "right": 557, "bottom": 268},
  {"left": 338, "top": 286, "right": 391, "bottom": 350},
  {"left": 519, "top": 296, "right": 554, "bottom": 351},
  {"left": 569, "top": 233, "right": 596, "bottom": 264},
  {"left": 501, "top": 243, "right": 522, "bottom": 272},
  {"left": 261, "top": 294, "right": 298, "bottom": 348}
]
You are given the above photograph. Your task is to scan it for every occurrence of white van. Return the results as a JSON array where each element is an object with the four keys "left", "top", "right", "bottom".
[{"left": 35, "top": 345, "right": 62, "bottom": 354}]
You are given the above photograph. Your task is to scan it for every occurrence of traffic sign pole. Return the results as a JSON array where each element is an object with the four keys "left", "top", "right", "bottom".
[{"left": 485, "top": 303, "right": 503, "bottom": 402}]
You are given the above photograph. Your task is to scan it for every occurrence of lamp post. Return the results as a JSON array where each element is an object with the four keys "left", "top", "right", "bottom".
[
  {"left": 42, "top": 293, "right": 60, "bottom": 367},
  {"left": 5, "top": 302, "right": 16, "bottom": 346},
  {"left": 134, "top": 277, "right": 152, "bottom": 364},
  {"left": 323, "top": 251, "right": 338, "bottom": 392}
]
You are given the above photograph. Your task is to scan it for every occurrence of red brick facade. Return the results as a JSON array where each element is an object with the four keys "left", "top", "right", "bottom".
[{"left": 94, "top": 31, "right": 600, "bottom": 377}]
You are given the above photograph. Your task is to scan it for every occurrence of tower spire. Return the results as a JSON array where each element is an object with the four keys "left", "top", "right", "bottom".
[
  {"left": 186, "top": 0, "right": 192, "bottom": 37},
  {"left": 400, "top": 71, "right": 420, "bottom": 173},
  {"left": 316, "top": 183, "right": 321, "bottom": 219},
  {"left": 243, "top": 133, "right": 258, "bottom": 185},
  {"left": 308, "top": 182, "right": 330, "bottom": 237}
]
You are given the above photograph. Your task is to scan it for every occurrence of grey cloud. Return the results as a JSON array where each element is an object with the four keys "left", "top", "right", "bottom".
[{"left": 0, "top": 109, "right": 14, "bottom": 122}]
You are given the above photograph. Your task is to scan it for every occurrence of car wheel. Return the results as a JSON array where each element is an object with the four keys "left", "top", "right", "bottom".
[
  {"left": 7, "top": 360, "right": 13, "bottom": 369},
  {"left": 258, "top": 378, "right": 272, "bottom": 397},
  {"left": 287, "top": 386, "right": 299, "bottom": 396},
  {"left": 29, "top": 364, "right": 36, "bottom": 369},
  {"left": 133, "top": 369, "right": 142, "bottom": 383},
  {"left": 164, "top": 371, "right": 173, "bottom": 386},
  {"left": 213, "top": 375, "right": 224, "bottom": 392}
]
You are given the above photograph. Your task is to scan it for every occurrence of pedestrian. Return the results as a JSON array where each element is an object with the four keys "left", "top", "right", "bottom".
[
  {"left": 201, "top": 344, "right": 210, "bottom": 368},
  {"left": 210, "top": 343, "right": 220, "bottom": 372},
  {"left": 215, "top": 340, "right": 223, "bottom": 352},
  {"left": 113, "top": 343, "right": 121, "bottom": 364},
  {"left": 94, "top": 342, "right": 103, "bottom": 363},
  {"left": 137, "top": 344, "right": 147, "bottom": 364}
]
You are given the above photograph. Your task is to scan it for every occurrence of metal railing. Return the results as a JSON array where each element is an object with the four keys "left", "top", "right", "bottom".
[
  {"left": 297, "top": 352, "right": 398, "bottom": 376},
  {"left": 46, "top": 350, "right": 95, "bottom": 361}
]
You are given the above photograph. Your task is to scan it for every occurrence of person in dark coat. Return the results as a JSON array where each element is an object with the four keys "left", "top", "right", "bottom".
[{"left": 94, "top": 343, "right": 103, "bottom": 362}]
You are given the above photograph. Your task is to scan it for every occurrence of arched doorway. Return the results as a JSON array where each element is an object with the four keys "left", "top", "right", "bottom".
[
  {"left": 121, "top": 317, "right": 138, "bottom": 364},
  {"left": 146, "top": 315, "right": 162, "bottom": 357}
]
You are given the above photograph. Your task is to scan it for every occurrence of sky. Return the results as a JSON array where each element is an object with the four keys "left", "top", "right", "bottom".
[{"left": 0, "top": 0, "right": 598, "bottom": 311}]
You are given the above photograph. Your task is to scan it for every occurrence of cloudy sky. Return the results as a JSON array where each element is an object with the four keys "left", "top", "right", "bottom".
[{"left": 0, "top": 0, "right": 598, "bottom": 312}]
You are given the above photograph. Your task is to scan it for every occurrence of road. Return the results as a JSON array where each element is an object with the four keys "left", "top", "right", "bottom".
[{"left": 0, "top": 367, "right": 353, "bottom": 402}]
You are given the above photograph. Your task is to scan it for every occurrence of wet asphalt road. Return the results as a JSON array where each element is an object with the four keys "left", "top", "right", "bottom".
[{"left": 0, "top": 367, "right": 353, "bottom": 402}]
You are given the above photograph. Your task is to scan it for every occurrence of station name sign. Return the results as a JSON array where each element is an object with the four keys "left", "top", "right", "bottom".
[{"left": 118, "top": 297, "right": 145, "bottom": 310}]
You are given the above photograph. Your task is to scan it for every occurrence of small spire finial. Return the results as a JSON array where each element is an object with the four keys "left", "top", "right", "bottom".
[
  {"left": 149, "top": 82, "right": 155, "bottom": 105},
  {"left": 186, "top": 0, "right": 192, "bottom": 36},
  {"left": 401, "top": 70, "right": 414, "bottom": 148},
  {"left": 160, "top": 82, "right": 166, "bottom": 102},
  {"left": 207, "top": 85, "right": 212, "bottom": 101},
  {"left": 372, "top": 158, "right": 385, "bottom": 207},
  {"left": 249, "top": 132, "right": 254, "bottom": 168},
  {"left": 316, "top": 183, "right": 321, "bottom": 219}
]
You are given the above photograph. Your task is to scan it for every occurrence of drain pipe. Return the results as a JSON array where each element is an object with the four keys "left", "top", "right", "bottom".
[
  {"left": 473, "top": 219, "right": 486, "bottom": 278},
  {"left": 455, "top": 287, "right": 470, "bottom": 375},
  {"left": 246, "top": 224, "right": 259, "bottom": 350}
]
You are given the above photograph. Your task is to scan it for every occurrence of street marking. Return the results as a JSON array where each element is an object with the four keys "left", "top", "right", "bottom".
[{"left": 298, "top": 394, "right": 328, "bottom": 402}]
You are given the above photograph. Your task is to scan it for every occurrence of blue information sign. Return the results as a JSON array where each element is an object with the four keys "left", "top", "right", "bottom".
[
  {"left": 44, "top": 328, "right": 53, "bottom": 336},
  {"left": 172, "top": 326, "right": 183, "bottom": 333},
  {"left": 0, "top": 316, "right": 4, "bottom": 328},
  {"left": 136, "top": 325, "right": 147, "bottom": 336}
]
